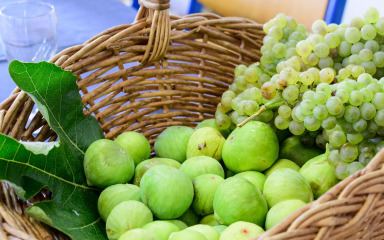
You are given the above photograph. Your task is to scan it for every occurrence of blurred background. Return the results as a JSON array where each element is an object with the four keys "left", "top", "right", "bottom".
[{"left": 123, "top": 0, "right": 384, "bottom": 29}]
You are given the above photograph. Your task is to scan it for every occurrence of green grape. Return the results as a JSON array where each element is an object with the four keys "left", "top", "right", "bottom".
[
  {"left": 286, "top": 16, "right": 298, "bottom": 29},
  {"left": 338, "top": 41, "right": 352, "bottom": 57},
  {"left": 276, "top": 61, "right": 287, "bottom": 73},
  {"left": 319, "top": 67, "right": 335, "bottom": 83},
  {"left": 269, "top": 26, "right": 284, "bottom": 40},
  {"left": 229, "top": 110, "right": 240, "bottom": 123},
  {"left": 345, "top": 27, "right": 361, "bottom": 43},
  {"left": 231, "top": 97, "right": 242, "bottom": 111},
  {"left": 217, "top": 103, "right": 231, "bottom": 114},
  {"left": 259, "top": 109, "right": 274, "bottom": 122},
  {"left": 322, "top": 116, "right": 337, "bottom": 129},
  {"left": 314, "top": 42, "right": 330, "bottom": 58},
  {"left": 272, "top": 42, "right": 287, "bottom": 58},
  {"left": 263, "top": 20, "right": 276, "bottom": 34},
  {"left": 367, "top": 119, "right": 379, "bottom": 132},
  {"left": 373, "top": 52, "right": 384, "bottom": 68},
  {"left": 221, "top": 90, "right": 235, "bottom": 102},
  {"left": 235, "top": 116, "right": 248, "bottom": 125},
  {"left": 244, "top": 67, "right": 259, "bottom": 83},
  {"left": 307, "top": 53, "right": 319, "bottom": 66},
  {"left": 316, "top": 133, "right": 327, "bottom": 148},
  {"left": 300, "top": 99, "right": 316, "bottom": 115},
  {"left": 247, "top": 82, "right": 259, "bottom": 89},
  {"left": 275, "top": 77, "right": 288, "bottom": 90},
  {"left": 318, "top": 57, "right": 334, "bottom": 69},
  {"left": 326, "top": 96, "right": 344, "bottom": 115},
  {"left": 347, "top": 132, "right": 364, "bottom": 145},
  {"left": 344, "top": 105, "right": 360, "bottom": 123},
  {"left": 287, "top": 121, "right": 304, "bottom": 136},
  {"left": 327, "top": 23, "right": 339, "bottom": 32},
  {"left": 313, "top": 105, "right": 328, "bottom": 120},
  {"left": 328, "top": 150, "right": 340, "bottom": 167},
  {"left": 242, "top": 87, "right": 262, "bottom": 102},
  {"left": 282, "top": 85, "right": 299, "bottom": 103},
  {"left": 296, "top": 24, "right": 307, "bottom": 34},
  {"left": 291, "top": 106, "right": 302, "bottom": 122},
  {"left": 359, "top": 49, "right": 373, "bottom": 61},
  {"left": 375, "top": 109, "right": 384, "bottom": 126},
  {"left": 353, "top": 118, "right": 367, "bottom": 132},
  {"left": 234, "top": 64, "right": 247, "bottom": 77},
  {"left": 286, "top": 56, "right": 302, "bottom": 71},
  {"left": 360, "top": 24, "right": 377, "bottom": 40},
  {"left": 335, "top": 89, "right": 349, "bottom": 103},
  {"left": 346, "top": 162, "right": 364, "bottom": 176},
  {"left": 285, "top": 47, "right": 297, "bottom": 59},
  {"left": 280, "top": 67, "right": 298, "bottom": 84},
  {"left": 334, "top": 162, "right": 349, "bottom": 180},
  {"left": 351, "top": 65, "right": 365, "bottom": 78},
  {"left": 236, "top": 100, "right": 247, "bottom": 115},
  {"left": 215, "top": 113, "right": 231, "bottom": 130},
  {"left": 349, "top": 90, "right": 363, "bottom": 106},
  {"left": 313, "top": 91, "right": 328, "bottom": 104},
  {"left": 278, "top": 105, "right": 292, "bottom": 118},
  {"left": 338, "top": 68, "right": 351, "bottom": 80},
  {"left": 363, "top": 7, "right": 380, "bottom": 24},
  {"left": 359, "top": 151, "right": 374, "bottom": 166},
  {"left": 263, "top": 36, "right": 278, "bottom": 50},
  {"left": 324, "top": 32, "right": 340, "bottom": 48},
  {"left": 261, "top": 82, "right": 276, "bottom": 100},
  {"left": 336, "top": 27, "right": 347, "bottom": 41},
  {"left": 296, "top": 40, "right": 312, "bottom": 57},
  {"left": 294, "top": 106, "right": 307, "bottom": 122},
  {"left": 339, "top": 143, "right": 359, "bottom": 162},
  {"left": 358, "top": 141, "right": 376, "bottom": 153},
  {"left": 258, "top": 73, "right": 271, "bottom": 86},
  {"left": 334, "top": 63, "right": 343, "bottom": 73},
  {"left": 274, "top": 115, "right": 290, "bottom": 130},
  {"left": 286, "top": 40, "right": 298, "bottom": 48},
  {"left": 304, "top": 116, "right": 321, "bottom": 131},
  {"left": 307, "top": 67, "right": 320, "bottom": 83},
  {"left": 288, "top": 31, "right": 306, "bottom": 42},
  {"left": 360, "top": 102, "right": 376, "bottom": 120},
  {"left": 308, "top": 33, "right": 324, "bottom": 47},
  {"left": 283, "top": 26, "right": 295, "bottom": 40},
  {"left": 372, "top": 92, "right": 384, "bottom": 109},
  {"left": 329, "top": 130, "right": 347, "bottom": 148},
  {"left": 367, "top": 82, "right": 382, "bottom": 94},
  {"left": 234, "top": 76, "right": 247, "bottom": 91},
  {"left": 317, "top": 82, "right": 333, "bottom": 95},
  {"left": 376, "top": 19, "right": 384, "bottom": 35},
  {"left": 342, "top": 57, "right": 349, "bottom": 67},
  {"left": 365, "top": 40, "right": 380, "bottom": 52},
  {"left": 357, "top": 73, "right": 373, "bottom": 88},
  {"left": 274, "top": 13, "right": 287, "bottom": 28},
  {"left": 302, "top": 90, "right": 315, "bottom": 100},
  {"left": 351, "top": 42, "right": 364, "bottom": 54},
  {"left": 350, "top": 17, "right": 364, "bottom": 29},
  {"left": 361, "top": 61, "right": 377, "bottom": 76},
  {"left": 312, "top": 20, "right": 327, "bottom": 35}
]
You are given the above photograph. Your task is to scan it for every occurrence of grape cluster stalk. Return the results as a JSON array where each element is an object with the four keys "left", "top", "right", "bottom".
[{"left": 215, "top": 7, "right": 384, "bottom": 180}]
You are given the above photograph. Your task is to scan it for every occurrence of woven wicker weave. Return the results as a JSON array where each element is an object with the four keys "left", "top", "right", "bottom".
[{"left": 2, "top": 1, "right": 384, "bottom": 240}]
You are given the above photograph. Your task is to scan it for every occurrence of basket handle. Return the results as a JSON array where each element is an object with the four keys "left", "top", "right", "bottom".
[{"left": 135, "top": 0, "right": 171, "bottom": 64}]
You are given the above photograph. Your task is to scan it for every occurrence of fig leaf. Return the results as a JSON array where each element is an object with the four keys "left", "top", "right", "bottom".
[{"left": 0, "top": 61, "right": 106, "bottom": 239}]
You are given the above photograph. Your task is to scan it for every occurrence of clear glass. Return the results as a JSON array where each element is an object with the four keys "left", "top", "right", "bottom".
[{"left": 0, "top": 1, "right": 57, "bottom": 62}]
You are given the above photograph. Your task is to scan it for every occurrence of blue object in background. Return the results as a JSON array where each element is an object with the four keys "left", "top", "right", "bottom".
[
  {"left": 324, "top": 0, "right": 347, "bottom": 24},
  {"left": 132, "top": 0, "right": 203, "bottom": 14}
]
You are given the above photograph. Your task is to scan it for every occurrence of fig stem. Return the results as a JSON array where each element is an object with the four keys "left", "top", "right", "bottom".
[{"left": 237, "top": 97, "right": 284, "bottom": 127}]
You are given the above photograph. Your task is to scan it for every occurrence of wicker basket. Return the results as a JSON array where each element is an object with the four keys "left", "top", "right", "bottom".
[{"left": 1, "top": 0, "right": 384, "bottom": 239}]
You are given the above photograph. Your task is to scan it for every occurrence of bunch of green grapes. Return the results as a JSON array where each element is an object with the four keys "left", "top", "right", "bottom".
[{"left": 215, "top": 7, "right": 384, "bottom": 180}]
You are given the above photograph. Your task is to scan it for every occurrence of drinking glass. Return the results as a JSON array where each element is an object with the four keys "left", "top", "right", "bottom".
[{"left": 0, "top": 1, "right": 58, "bottom": 62}]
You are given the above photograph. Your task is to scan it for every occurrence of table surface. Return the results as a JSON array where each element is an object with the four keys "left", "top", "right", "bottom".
[{"left": 0, "top": 0, "right": 137, "bottom": 102}]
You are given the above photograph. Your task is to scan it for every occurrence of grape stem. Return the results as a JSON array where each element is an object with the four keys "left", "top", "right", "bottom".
[{"left": 237, "top": 97, "right": 284, "bottom": 127}]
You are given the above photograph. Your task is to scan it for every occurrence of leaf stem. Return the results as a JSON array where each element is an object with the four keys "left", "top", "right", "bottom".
[{"left": 237, "top": 97, "right": 284, "bottom": 127}]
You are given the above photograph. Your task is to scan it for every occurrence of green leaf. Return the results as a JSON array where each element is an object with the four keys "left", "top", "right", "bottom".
[
  {"left": 9, "top": 60, "right": 104, "bottom": 159},
  {"left": 0, "top": 61, "right": 107, "bottom": 239}
]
